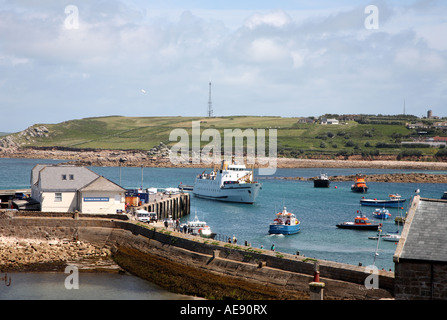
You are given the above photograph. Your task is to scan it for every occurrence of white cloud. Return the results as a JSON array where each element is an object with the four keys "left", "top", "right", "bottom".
[
  {"left": 291, "top": 52, "right": 304, "bottom": 69},
  {"left": 249, "top": 38, "right": 288, "bottom": 62},
  {"left": 244, "top": 10, "right": 291, "bottom": 29},
  {"left": 395, "top": 48, "right": 446, "bottom": 71},
  {"left": 0, "top": 1, "right": 446, "bottom": 132}
]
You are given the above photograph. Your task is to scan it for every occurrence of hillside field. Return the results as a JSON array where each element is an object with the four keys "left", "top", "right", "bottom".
[{"left": 9, "top": 115, "right": 447, "bottom": 159}]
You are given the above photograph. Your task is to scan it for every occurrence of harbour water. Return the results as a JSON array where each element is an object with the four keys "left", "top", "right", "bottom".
[
  {"left": 92, "top": 164, "right": 445, "bottom": 272},
  {"left": 1, "top": 158, "right": 446, "bottom": 298},
  {"left": 0, "top": 272, "right": 195, "bottom": 300}
]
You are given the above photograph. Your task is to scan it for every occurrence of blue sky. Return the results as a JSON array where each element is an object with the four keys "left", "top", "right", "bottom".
[{"left": 0, "top": 0, "right": 446, "bottom": 132}]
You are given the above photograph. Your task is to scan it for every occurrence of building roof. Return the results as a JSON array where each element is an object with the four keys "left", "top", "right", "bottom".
[
  {"left": 79, "top": 176, "right": 126, "bottom": 192},
  {"left": 37, "top": 165, "right": 99, "bottom": 192},
  {"left": 394, "top": 196, "right": 447, "bottom": 263},
  {"left": 32, "top": 164, "right": 124, "bottom": 193},
  {"left": 30, "top": 164, "right": 49, "bottom": 186}
]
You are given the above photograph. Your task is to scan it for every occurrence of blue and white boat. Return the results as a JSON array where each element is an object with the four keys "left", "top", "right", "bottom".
[
  {"left": 269, "top": 207, "right": 300, "bottom": 235},
  {"left": 372, "top": 208, "right": 391, "bottom": 220},
  {"left": 360, "top": 194, "right": 406, "bottom": 208}
]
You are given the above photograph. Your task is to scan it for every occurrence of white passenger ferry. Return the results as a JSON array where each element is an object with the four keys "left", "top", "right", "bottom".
[{"left": 193, "top": 160, "right": 262, "bottom": 204}]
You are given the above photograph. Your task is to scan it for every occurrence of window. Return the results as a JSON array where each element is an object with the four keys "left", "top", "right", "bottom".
[
  {"left": 62, "top": 175, "right": 67, "bottom": 180},
  {"left": 55, "top": 193, "right": 62, "bottom": 202},
  {"left": 69, "top": 174, "right": 74, "bottom": 180}
]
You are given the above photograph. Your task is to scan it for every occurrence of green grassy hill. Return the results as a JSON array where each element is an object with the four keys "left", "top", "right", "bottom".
[{"left": 11, "top": 115, "right": 447, "bottom": 159}]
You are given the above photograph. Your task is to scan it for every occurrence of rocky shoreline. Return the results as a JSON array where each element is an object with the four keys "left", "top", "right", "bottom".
[
  {"left": 0, "top": 236, "right": 118, "bottom": 272},
  {"left": 1, "top": 146, "right": 447, "bottom": 185},
  {"left": 269, "top": 173, "right": 447, "bottom": 184},
  {"left": 1, "top": 146, "right": 447, "bottom": 170}
]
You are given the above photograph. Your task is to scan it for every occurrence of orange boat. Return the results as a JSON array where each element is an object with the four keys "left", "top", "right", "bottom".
[
  {"left": 336, "top": 211, "right": 381, "bottom": 230},
  {"left": 351, "top": 174, "right": 368, "bottom": 193}
]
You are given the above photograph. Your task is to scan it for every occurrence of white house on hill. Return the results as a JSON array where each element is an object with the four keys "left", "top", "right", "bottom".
[
  {"left": 31, "top": 164, "right": 126, "bottom": 214},
  {"left": 320, "top": 118, "right": 339, "bottom": 125}
]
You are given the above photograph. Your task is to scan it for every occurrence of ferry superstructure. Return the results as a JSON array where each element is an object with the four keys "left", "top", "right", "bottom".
[{"left": 193, "top": 160, "right": 262, "bottom": 204}]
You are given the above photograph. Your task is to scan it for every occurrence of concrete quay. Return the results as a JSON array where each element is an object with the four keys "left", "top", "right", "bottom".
[
  {"left": 0, "top": 211, "right": 394, "bottom": 300},
  {"left": 129, "top": 192, "right": 190, "bottom": 221}
]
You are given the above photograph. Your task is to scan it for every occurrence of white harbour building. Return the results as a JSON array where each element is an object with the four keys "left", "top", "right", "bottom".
[{"left": 31, "top": 164, "right": 126, "bottom": 214}]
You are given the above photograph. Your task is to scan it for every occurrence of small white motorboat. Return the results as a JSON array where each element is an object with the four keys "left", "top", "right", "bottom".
[
  {"left": 182, "top": 214, "right": 214, "bottom": 238},
  {"left": 382, "top": 233, "right": 401, "bottom": 242}
]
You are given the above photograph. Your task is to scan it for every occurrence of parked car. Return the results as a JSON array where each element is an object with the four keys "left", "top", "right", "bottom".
[{"left": 149, "top": 212, "right": 158, "bottom": 223}]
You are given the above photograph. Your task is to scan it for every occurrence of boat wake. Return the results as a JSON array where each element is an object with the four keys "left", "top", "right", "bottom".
[{"left": 267, "top": 233, "right": 285, "bottom": 237}]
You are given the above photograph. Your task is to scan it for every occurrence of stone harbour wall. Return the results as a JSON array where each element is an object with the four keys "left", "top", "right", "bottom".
[{"left": 0, "top": 214, "right": 394, "bottom": 299}]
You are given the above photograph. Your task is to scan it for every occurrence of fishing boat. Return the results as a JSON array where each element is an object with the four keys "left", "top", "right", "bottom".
[
  {"left": 314, "top": 173, "right": 330, "bottom": 188},
  {"left": 360, "top": 194, "right": 406, "bottom": 208},
  {"left": 351, "top": 174, "right": 368, "bottom": 193},
  {"left": 372, "top": 208, "right": 391, "bottom": 220},
  {"left": 181, "top": 214, "right": 214, "bottom": 238},
  {"left": 269, "top": 207, "right": 300, "bottom": 235},
  {"left": 336, "top": 211, "right": 381, "bottom": 230},
  {"left": 193, "top": 159, "right": 262, "bottom": 204}
]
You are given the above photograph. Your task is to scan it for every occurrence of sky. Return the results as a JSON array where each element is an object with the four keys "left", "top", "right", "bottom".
[{"left": 0, "top": 0, "right": 446, "bottom": 133}]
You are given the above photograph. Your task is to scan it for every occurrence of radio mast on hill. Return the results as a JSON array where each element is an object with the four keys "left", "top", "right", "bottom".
[{"left": 208, "top": 82, "right": 213, "bottom": 117}]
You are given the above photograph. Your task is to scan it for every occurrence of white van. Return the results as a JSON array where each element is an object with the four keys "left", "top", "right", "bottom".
[{"left": 136, "top": 209, "right": 150, "bottom": 223}]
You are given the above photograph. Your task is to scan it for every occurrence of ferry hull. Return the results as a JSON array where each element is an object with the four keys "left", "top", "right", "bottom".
[
  {"left": 193, "top": 183, "right": 262, "bottom": 204},
  {"left": 269, "top": 224, "right": 300, "bottom": 235}
]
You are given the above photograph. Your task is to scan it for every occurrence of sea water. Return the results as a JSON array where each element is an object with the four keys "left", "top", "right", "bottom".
[
  {"left": 92, "top": 164, "right": 446, "bottom": 272},
  {"left": 0, "top": 272, "right": 194, "bottom": 300},
  {"left": 1, "top": 158, "right": 446, "bottom": 297}
]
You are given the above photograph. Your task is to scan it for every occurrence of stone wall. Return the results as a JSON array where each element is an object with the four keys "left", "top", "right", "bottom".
[
  {"left": 0, "top": 215, "right": 394, "bottom": 299},
  {"left": 111, "top": 221, "right": 394, "bottom": 294},
  {"left": 394, "top": 260, "right": 447, "bottom": 300},
  {"left": 108, "top": 224, "right": 393, "bottom": 299}
]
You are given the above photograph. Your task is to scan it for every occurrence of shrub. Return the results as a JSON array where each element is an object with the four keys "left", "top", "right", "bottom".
[
  {"left": 397, "top": 150, "right": 423, "bottom": 160},
  {"left": 345, "top": 140, "right": 355, "bottom": 147},
  {"left": 435, "top": 149, "right": 447, "bottom": 158},
  {"left": 376, "top": 142, "right": 400, "bottom": 148}
]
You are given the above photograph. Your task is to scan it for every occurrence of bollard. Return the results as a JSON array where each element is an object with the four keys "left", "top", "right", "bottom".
[
  {"left": 313, "top": 270, "right": 320, "bottom": 282},
  {"left": 309, "top": 260, "right": 324, "bottom": 300},
  {"left": 309, "top": 282, "right": 325, "bottom": 300},
  {"left": 313, "top": 260, "right": 320, "bottom": 282}
]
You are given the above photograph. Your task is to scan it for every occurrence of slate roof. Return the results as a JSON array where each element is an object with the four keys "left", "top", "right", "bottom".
[
  {"left": 79, "top": 176, "right": 126, "bottom": 192},
  {"left": 30, "top": 164, "right": 48, "bottom": 186},
  {"left": 37, "top": 165, "right": 99, "bottom": 191},
  {"left": 32, "top": 164, "right": 124, "bottom": 193},
  {"left": 395, "top": 197, "right": 447, "bottom": 263}
]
